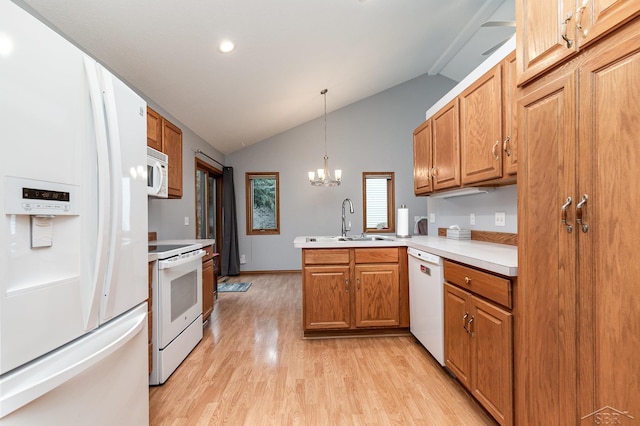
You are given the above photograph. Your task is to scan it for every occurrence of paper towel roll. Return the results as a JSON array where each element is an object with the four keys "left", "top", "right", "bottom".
[{"left": 397, "top": 206, "right": 409, "bottom": 237}]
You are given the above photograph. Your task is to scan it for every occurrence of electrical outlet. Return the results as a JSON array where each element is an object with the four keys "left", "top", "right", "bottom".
[
  {"left": 470, "top": 213, "right": 476, "bottom": 226},
  {"left": 429, "top": 213, "right": 436, "bottom": 223},
  {"left": 184, "top": 216, "right": 189, "bottom": 226},
  {"left": 495, "top": 212, "right": 506, "bottom": 227},
  {"left": 240, "top": 254, "right": 246, "bottom": 264}
]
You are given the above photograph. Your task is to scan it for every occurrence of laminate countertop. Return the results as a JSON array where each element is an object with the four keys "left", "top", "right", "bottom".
[{"left": 293, "top": 235, "right": 517, "bottom": 277}]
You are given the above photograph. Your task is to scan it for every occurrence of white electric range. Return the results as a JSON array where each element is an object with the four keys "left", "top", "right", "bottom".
[{"left": 148, "top": 242, "right": 205, "bottom": 385}]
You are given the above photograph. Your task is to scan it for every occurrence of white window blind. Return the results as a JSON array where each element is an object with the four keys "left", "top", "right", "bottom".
[{"left": 365, "top": 175, "right": 390, "bottom": 229}]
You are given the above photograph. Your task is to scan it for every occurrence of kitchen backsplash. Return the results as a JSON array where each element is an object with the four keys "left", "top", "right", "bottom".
[{"left": 427, "top": 185, "right": 517, "bottom": 235}]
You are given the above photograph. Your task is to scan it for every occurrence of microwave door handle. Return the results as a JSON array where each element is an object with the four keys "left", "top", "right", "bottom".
[{"left": 154, "top": 162, "right": 164, "bottom": 193}]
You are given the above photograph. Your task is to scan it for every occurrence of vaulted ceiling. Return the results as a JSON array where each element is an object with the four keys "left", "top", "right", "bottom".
[{"left": 18, "top": 0, "right": 515, "bottom": 154}]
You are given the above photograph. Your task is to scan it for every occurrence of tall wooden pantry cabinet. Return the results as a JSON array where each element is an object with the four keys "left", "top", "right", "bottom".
[{"left": 516, "top": 2, "right": 640, "bottom": 424}]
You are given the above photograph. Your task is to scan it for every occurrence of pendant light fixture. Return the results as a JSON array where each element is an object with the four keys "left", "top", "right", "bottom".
[{"left": 308, "top": 89, "right": 341, "bottom": 186}]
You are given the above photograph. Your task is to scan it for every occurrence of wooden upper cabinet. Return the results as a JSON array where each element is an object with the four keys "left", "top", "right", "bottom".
[
  {"left": 517, "top": 0, "right": 580, "bottom": 85},
  {"left": 460, "top": 64, "right": 503, "bottom": 184},
  {"left": 431, "top": 98, "right": 461, "bottom": 191},
  {"left": 413, "top": 120, "right": 433, "bottom": 195},
  {"left": 576, "top": 0, "right": 640, "bottom": 49},
  {"left": 147, "top": 106, "right": 183, "bottom": 198},
  {"left": 147, "top": 107, "right": 162, "bottom": 151},
  {"left": 502, "top": 52, "right": 518, "bottom": 176},
  {"left": 162, "top": 120, "right": 183, "bottom": 198},
  {"left": 517, "top": 0, "right": 640, "bottom": 85}
]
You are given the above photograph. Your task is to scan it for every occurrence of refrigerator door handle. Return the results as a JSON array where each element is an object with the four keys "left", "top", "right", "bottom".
[
  {"left": 99, "top": 67, "right": 123, "bottom": 320},
  {"left": 0, "top": 304, "right": 147, "bottom": 419},
  {"left": 84, "top": 56, "right": 111, "bottom": 330}
]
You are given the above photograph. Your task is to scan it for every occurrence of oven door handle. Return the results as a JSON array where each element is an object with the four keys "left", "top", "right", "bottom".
[{"left": 158, "top": 250, "right": 205, "bottom": 270}]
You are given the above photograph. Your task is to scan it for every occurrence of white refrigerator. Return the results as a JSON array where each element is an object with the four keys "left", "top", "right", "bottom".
[{"left": 0, "top": 1, "right": 149, "bottom": 424}]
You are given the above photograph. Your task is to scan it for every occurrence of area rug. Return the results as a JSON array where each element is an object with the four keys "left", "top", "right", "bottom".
[{"left": 218, "top": 282, "right": 252, "bottom": 293}]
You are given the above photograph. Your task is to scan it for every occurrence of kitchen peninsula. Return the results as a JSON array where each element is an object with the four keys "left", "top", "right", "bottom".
[{"left": 294, "top": 234, "right": 517, "bottom": 425}]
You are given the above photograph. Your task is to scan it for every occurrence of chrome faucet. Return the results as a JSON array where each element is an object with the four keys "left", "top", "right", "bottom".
[{"left": 341, "top": 198, "right": 354, "bottom": 238}]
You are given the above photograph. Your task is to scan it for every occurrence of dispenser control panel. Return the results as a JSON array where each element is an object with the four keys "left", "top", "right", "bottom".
[{"left": 4, "top": 176, "right": 79, "bottom": 215}]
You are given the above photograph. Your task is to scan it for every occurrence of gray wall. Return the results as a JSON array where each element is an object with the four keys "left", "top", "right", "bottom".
[
  {"left": 226, "top": 74, "right": 457, "bottom": 271},
  {"left": 147, "top": 72, "right": 518, "bottom": 272}
]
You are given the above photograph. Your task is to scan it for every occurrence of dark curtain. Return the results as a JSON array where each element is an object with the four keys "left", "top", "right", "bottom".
[{"left": 221, "top": 166, "right": 240, "bottom": 276}]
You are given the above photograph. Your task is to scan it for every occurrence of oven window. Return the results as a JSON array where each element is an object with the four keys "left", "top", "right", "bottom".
[{"left": 170, "top": 270, "right": 197, "bottom": 322}]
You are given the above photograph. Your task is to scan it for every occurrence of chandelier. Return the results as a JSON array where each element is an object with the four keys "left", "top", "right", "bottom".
[{"left": 308, "top": 89, "right": 341, "bottom": 186}]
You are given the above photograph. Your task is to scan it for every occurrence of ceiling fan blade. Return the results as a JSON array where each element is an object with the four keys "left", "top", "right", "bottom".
[
  {"left": 481, "top": 20, "right": 516, "bottom": 27},
  {"left": 482, "top": 36, "right": 513, "bottom": 56}
]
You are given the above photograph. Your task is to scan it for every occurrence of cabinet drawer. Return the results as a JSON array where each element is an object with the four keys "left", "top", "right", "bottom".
[
  {"left": 304, "top": 249, "right": 349, "bottom": 265},
  {"left": 354, "top": 248, "right": 398, "bottom": 264},
  {"left": 444, "top": 260, "right": 511, "bottom": 309},
  {"left": 202, "top": 244, "right": 214, "bottom": 262}
]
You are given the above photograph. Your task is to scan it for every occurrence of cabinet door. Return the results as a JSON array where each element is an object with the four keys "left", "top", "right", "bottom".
[
  {"left": 303, "top": 266, "right": 351, "bottom": 330},
  {"left": 413, "top": 120, "right": 433, "bottom": 195},
  {"left": 502, "top": 52, "right": 518, "bottom": 176},
  {"left": 577, "top": 0, "right": 640, "bottom": 49},
  {"left": 516, "top": 0, "right": 578, "bottom": 85},
  {"left": 202, "top": 258, "right": 214, "bottom": 322},
  {"left": 444, "top": 283, "right": 471, "bottom": 389},
  {"left": 354, "top": 264, "right": 400, "bottom": 328},
  {"left": 577, "top": 27, "right": 640, "bottom": 421},
  {"left": 471, "top": 296, "right": 513, "bottom": 426},
  {"left": 146, "top": 107, "right": 162, "bottom": 151},
  {"left": 460, "top": 65, "right": 503, "bottom": 184},
  {"left": 163, "top": 119, "right": 183, "bottom": 198},
  {"left": 516, "top": 70, "right": 578, "bottom": 425},
  {"left": 431, "top": 98, "right": 460, "bottom": 190}
]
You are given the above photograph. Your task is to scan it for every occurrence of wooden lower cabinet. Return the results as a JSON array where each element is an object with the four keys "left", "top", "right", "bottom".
[
  {"left": 302, "top": 247, "right": 408, "bottom": 336},
  {"left": 444, "top": 261, "right": 513, "bottom": 426},
  {"left": 354, "top": 264, "right": 400, "bottom": 328},
  {"left": 303, "top": 265, "right": 351, "bottom": 330},
  {"left": 201, "top": 244, "right": 217, "bottom": 323}
]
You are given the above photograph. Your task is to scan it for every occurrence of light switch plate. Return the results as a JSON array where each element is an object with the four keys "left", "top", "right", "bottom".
[
  {"left": 470, "top": 213, "right": 475, "bottom": 225},
  {"left": 495, "top": 211, "right": 506, "bottom": 227},
  {"left": 429, "top": 213, "right": 436, "bottom": 223}
]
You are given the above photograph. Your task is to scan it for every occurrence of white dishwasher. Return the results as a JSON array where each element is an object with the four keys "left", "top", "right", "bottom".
[{"left": 407, "top": 247, "right": 445, "bottom": 366}]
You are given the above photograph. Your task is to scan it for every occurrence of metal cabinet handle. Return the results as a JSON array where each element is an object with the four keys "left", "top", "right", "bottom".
[
  {"left": 467, "top": 316, "right": 475, "bottom": 336},
  {"left": 561, "top": 11, "right": 574, "bottom": 48},
  {"left": 464, "top": 276, "right": 471, "bottom": 284},
  {"left": 576, "top": 194, "right": 589, "bottom": 233},
  {"left": 431, "top": 167, "right": 437, "bottom": 178},
  {"left": 503, "top": 136, "right": 511, "bottom": 157},
  {"left": 492, "top": 140, "right": 500, "bottom": 160},
  {"left": 463, "top": 312, "right": 470, "bottom": 333},
  {"left": 345, "top": 278, "right": 349, "bottom": 292},
  {"left": 561, "top": 196, "right": 573, "bottom": 233},
  {"left": 576, "top": 1, "right": 588, "bottom": 38},
  {"left": 357, "top": 278, "right": 360, "bottom": 290}
]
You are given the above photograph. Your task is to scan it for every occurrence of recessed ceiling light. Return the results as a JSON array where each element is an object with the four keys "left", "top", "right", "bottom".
[{"left": 218, "top": 40, "right": 235, "bottom": 54}]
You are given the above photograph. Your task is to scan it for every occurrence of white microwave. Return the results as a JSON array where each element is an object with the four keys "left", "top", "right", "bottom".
[{"left": 147, "top": 147, "right": 168, "bottom": 198}]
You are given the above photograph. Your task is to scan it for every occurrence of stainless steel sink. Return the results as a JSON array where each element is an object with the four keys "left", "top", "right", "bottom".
[
  {"left": 304, "top": 235, "right": 394, "bottom": 243},
  {"left": 339, "top": 235, "right": 392, "bottom": 241}
]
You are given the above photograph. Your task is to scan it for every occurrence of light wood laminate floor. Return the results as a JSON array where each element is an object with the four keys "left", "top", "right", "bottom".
[{"left": 149, "top": 273, "right": 496, "bottom": 425}]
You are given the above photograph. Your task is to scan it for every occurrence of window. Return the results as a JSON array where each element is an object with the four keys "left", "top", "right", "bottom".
[
  {"left": 195, "top": 159, "right": 222, "bottom": 242},
  {"left": 246, "top": 172, "right": 280, "bottom": 235},
  {"left": 362, "top": 172, "right": 395, "bottom": 234}
]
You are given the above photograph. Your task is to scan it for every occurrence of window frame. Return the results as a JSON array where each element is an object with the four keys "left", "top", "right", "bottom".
[
  {"left": 194, "top": 158, "right": 223, "bottom": 243},
  {"left": 245, "top": 172, "right": 280, "bottom": 235},
  {"left": 362, "top": 172, "right": 395, "bottom": 234}
]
